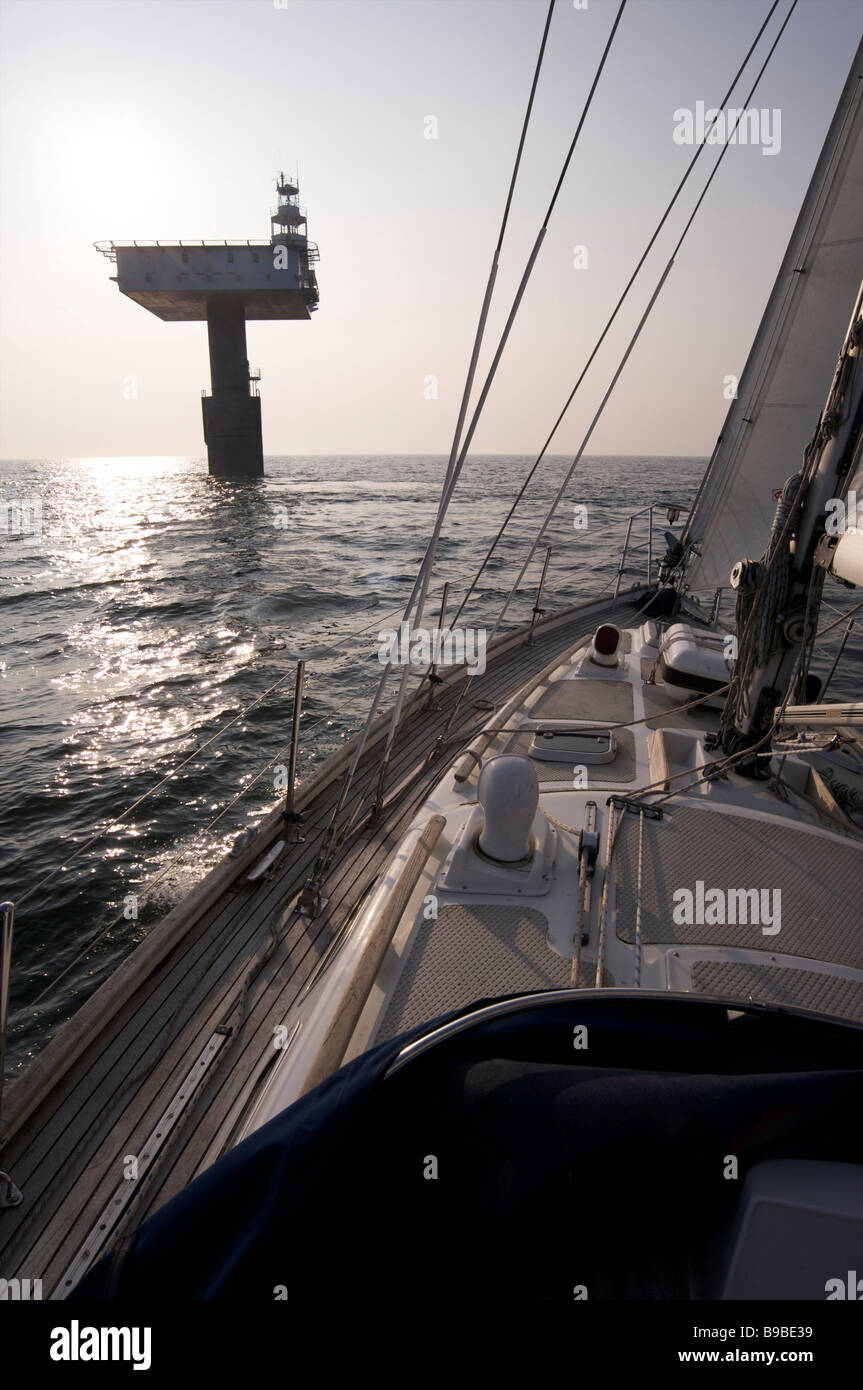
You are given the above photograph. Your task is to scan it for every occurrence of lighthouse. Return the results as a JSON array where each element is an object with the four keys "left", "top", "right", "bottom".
[{"left": 96, "top": 173, "right": 320, "bottom": 479}]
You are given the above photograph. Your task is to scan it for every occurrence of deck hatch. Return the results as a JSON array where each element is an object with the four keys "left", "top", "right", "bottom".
[{"left": 529, "top": 727, "right": 616, "bottom": 763}]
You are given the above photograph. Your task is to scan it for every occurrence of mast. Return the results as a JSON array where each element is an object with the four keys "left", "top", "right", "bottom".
[{"left": 720, "top": 281, "right": 863, "bottom": 766}]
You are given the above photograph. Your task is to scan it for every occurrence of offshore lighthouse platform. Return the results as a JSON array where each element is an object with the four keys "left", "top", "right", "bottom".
[{"left": 96, "top": 174, "right": 319, "bottom": 479}]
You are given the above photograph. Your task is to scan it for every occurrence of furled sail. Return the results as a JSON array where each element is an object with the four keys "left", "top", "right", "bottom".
[
  {"left": 824, "top": 295, "right": 863, "bottom": 589},
  {"left": 840, "top": 379, "right": 863, "bottom": 506},
  {"left": 683, "top": 34, "right": 863, "bottom": 593}
]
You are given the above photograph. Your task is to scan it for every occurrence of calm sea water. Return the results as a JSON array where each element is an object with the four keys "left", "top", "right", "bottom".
[{"left": 1, "top": 454, "right": 860, "bottom": 1077}]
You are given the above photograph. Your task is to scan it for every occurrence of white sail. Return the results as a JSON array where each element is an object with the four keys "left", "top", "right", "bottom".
[{"left": 684, "top": 36, "right": 863, "bottom": 593}]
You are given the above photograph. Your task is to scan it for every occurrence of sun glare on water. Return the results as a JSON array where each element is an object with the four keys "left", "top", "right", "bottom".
[{"left": 70, "top": 457, "right": 191, "bottom": 478}]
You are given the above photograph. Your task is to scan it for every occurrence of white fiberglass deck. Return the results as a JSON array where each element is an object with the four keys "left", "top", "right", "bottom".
[{"left": 260, "top": 612, "right": 863, "bottom": 1121}]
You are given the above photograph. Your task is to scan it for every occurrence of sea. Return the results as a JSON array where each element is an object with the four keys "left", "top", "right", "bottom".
[{"left": 1, "top": 453, "right": 861, "bottom": 1079}]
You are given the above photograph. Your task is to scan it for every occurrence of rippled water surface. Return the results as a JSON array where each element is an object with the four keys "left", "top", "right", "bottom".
[{"left": 1, "top": 453, "right": 860, "bottom": 1076}]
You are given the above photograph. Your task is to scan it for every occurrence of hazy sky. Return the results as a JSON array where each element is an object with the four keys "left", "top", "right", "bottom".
[{"left": 1, "top": 0, "right": 861, "bottom": 460}]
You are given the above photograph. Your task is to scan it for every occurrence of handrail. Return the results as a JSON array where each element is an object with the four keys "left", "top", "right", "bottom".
[
  {"left": 284, "top": 661, "right": 305, "bottom": 827},
  {"left": 614, "top": 514, "right": 636, "bottom": 599},
  {"left": 425, "top": 582, "right": 450, "bottom": 707},
  {"left": 648, "top": 506, "right": 654, "bottom": 580},
  {"left": 96, "top": 238, "right": 320, "bottom": 268},
  {"left": 528, "top": 545, "right": 552, "bottom": 644},
  {"left": 613, "top": 501, "right": 690, "bottom": 598},
  {"left": 95, "top": 239, "right": 275, "bottom": 252}
]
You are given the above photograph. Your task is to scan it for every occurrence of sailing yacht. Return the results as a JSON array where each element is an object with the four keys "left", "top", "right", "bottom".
[{"left": 1, "top": 2, "right": 862, "bottom": 1302}]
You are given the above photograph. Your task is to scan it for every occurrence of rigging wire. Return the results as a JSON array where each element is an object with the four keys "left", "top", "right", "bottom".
[
  {"left": 12, "top": 539, "right": 632, "bottom": 967},
  {"left": 31, "top": 554, "right": 852, "bottom": 1017},
  {"left": 447, "top": 0, "right": 786, "bottom": 632},
  {"left": 11, "top": 584, "right": 464, "bottom": 912},
  {"left": 311, "top": 0, "right": 560, "bottom": 855},
  {"left": 611, "top": 596, "right": 863, "bottom": 817},
  {"left": 314, "top": 0, "right": 630, "bottom": 861},
  {"left": 440, "top": 0, "right": 798, "bottom": 737},
  {"left": 24, "top": 724, "right": 311, "bottom": 1009},
  {"left": 23, "top": 570, "right": 643, "bottom": 1007},
  {"left": 12, "top": 0, "right": 823, "bottom": 986},
  {"left": 816, "top": 593, "right": 863, "bottom": 640},
  {"left": 370, "top": 0, "right": 628, "bottom": 813}
]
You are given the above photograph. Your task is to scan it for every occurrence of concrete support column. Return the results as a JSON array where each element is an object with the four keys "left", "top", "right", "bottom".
[
  {"left": 202, "top": 298, "right": 264, "bottom": 479},
  {"left": 206, "top": 299, "right": 250, "bottom": 394}
]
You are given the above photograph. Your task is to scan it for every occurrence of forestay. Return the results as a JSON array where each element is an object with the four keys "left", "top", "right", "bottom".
[{"left": 684, "top": 36, "right": 863, "bottom": 593}]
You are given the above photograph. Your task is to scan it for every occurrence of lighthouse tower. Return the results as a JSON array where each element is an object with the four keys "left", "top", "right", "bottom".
[
  {"left": 270, "top": 173, "right": 320, "bottom": 302},
  {"left": 96, "top": 173, "right": 320, "bottom": 479}
]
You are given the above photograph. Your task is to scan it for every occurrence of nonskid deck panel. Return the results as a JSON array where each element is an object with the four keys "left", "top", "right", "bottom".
[
  {"left": 614, "top": 803, "right": 863, "bottom": 972},
  {"left": 376, "top": 904, "right": 572, "bottom": 1041},
  {"left": 689, "top": 958, "right": 863, "bottom": 1022}
]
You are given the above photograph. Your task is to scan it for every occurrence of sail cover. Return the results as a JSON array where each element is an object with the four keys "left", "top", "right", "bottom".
[
  {"left": 684, "top": 36, "right": 863, "bottom": 593},
  {"left": 67, "top": 992, "right": 863, "bottom": 1301}
]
